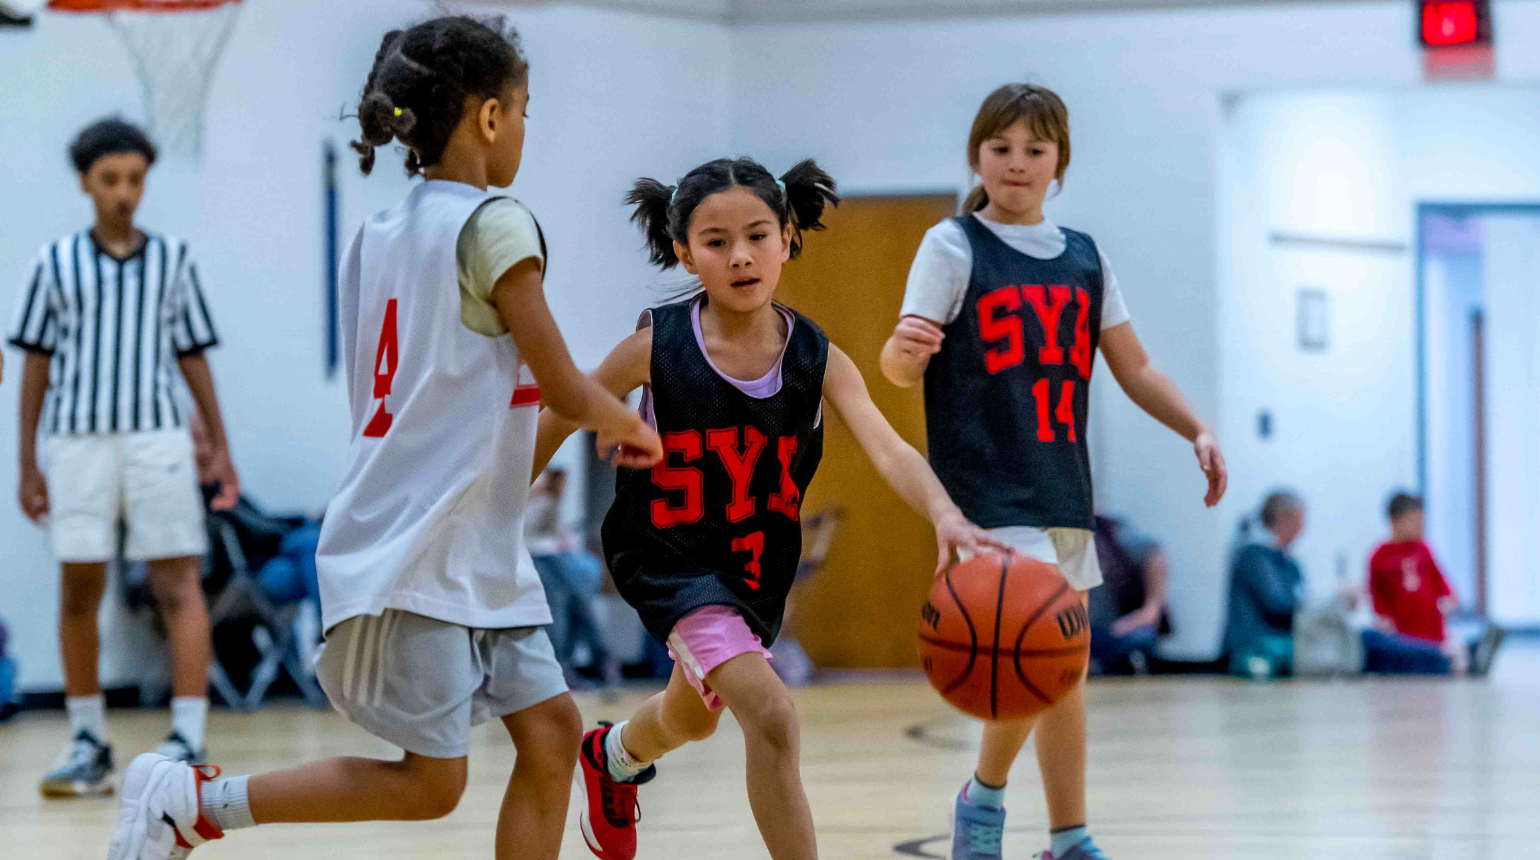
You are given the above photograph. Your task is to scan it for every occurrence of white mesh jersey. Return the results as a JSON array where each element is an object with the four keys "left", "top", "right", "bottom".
[{"left": 316, "top": 181, "right": 549, "bottom": 632}]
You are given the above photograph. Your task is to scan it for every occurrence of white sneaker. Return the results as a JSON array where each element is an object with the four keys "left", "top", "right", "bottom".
[{"left": 106, "top": 753, "right": 224, "bottom": 860}]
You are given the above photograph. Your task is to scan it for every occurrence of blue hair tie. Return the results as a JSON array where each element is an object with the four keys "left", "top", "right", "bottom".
[
  {"left": 776, "top": 179, "right": 786, "bottom": 195},
  {"left": 669, "top": 186, "right": 678, "bottom": 205}
]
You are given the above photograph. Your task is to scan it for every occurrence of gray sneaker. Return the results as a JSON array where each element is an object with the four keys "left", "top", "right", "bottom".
[
  {"left": 950, "top": 787, "right": 1005, "bottom": 860},
  {"left": 1469, "top": 626, "right": 1507, "bottom": 677},
  {"left": 40, "top": 730, "right": 115, "bottom": 798},
  {"left": 1039, "top": 836, "right": 1111, "bottom": 860},
  {"left": 154, "top": 731, "right": 206, "bottom": 765}
]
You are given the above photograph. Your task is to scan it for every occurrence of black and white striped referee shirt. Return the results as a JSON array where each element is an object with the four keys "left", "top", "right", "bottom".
[{"left": 7, "top": 230, "right": 219, "bottom": 436}]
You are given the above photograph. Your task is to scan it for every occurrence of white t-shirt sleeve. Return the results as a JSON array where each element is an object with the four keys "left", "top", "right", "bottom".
[
  {"left": 1098, "top": 249, "right": 1130, "bottom": 330},
  {"left": 457, "top": 198, "right": 546, "bottom": 337},
  {"left": 900, "top": 220, "right": 972, "bottom": 325}
]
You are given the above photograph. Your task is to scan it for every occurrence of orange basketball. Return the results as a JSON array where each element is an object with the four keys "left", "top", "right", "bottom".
[{"left": 918, "top": 552, "right": 1090, "bottom": 721}]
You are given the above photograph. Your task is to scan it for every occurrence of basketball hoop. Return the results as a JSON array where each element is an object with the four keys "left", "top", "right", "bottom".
[{"left": 49, "top": 0, "right": 241, "bottom": 160}]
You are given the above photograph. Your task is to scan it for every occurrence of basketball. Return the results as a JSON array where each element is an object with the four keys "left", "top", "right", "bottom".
[{"left": 918, "top": 552, "right": 1090, "bottom": 721}]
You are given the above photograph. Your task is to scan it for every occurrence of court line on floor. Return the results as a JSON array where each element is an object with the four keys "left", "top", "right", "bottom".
[{"left": 894, "top": 826, "right": 1039, "bottom": 858}]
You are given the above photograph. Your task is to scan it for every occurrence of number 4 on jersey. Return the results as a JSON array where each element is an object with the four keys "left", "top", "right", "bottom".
[{"left": 363, "top": 299, "right": 399, "bottom": 439}]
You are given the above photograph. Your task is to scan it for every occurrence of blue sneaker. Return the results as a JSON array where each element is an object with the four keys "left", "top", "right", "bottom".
[
  {"left": 949, "top": 787, "right": 1005, "bottom": 860},
  {"left": 1039, "top": 836, "right": 1111, "bottom": 860}
]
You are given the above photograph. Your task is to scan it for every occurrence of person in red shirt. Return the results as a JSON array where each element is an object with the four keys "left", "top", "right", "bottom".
[
  {"left": 1368, "top": 493, "right": 1454, "bottom": 645},
  {"left": 1367, "top": 492, "right": 1506, "bottom": 676}
]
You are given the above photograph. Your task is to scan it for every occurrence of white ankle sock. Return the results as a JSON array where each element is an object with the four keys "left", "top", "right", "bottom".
[
  {"left": 200, "top": 774, "right": 255, "bottom": 832},
  {"left": 604, "top": 722, "right": 647, "bottom": 782},
  {"left": 66, "top": 694, "right": 108, "bottom": 744},
  {"left": 171, "top": 697, "right": 208, "bottom": 750}
]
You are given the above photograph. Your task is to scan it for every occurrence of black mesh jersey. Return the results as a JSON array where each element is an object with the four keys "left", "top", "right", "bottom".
[
  {"left": 601, "top": 297, "right": 828, "bottom": 646},
  {"left": 923, "top": 216, "right": 1105, "bottom": 530}
]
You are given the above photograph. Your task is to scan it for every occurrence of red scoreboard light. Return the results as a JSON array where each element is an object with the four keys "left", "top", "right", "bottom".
[
  {"left": 1419, "top": 1, "right": 1491, "bottom": 48},
  {"left": 1419, "top": 0, "right": 1493, "bottom": 80}
]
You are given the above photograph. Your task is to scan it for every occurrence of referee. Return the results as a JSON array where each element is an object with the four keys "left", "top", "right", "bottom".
[{"left": 7, "top": 118, "right": 240, "bottom": 798}]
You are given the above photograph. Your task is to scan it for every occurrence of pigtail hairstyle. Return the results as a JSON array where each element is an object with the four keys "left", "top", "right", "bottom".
[
  {"left": 351, "top": 16, "right": 529, "bottom": 177},
  {"left": 778, "top": 158, "right": 839, "bottom": 259},
  {"left": 627, "top": 156, "right": 840, "bottom": 270},
  {"left": 625, "top": 178, "right": 682, "bottom": 268}
]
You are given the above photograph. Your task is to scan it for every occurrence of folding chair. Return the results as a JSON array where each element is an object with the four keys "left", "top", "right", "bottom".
[{"left": 204, "top": 514, "right": 327, "bottom": 711}]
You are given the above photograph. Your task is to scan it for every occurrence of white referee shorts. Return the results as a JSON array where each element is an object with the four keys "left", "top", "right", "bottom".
[{"left": 41, "top": 429, "right": 208, "bottom": 563}]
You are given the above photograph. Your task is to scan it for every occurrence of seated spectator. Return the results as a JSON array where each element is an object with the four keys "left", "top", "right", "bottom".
[
  {"left": 1367, "top": 492, "right": 1505, "bottom": 676},
  {"left": 1221, "top": 491, "right": 1305, "bottom": 678},
  {"left": 1088, "top": 514, "right": 1170, "bottom": 675},
  {"left": 1223, "top": 489, "right": 1485, "bottom": 680},
  {"left": 1369, "top": 493, "right": 1454, "bottom": 645},
  {"left": 526, "top": 469, "right": 616, "bottom": 688}
]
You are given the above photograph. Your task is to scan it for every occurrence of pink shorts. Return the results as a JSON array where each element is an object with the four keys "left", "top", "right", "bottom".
[{"left": 666, "top": 606, "right": 772, "bottom": 711}]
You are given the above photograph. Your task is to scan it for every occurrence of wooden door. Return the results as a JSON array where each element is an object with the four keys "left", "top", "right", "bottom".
[{"left": 777, "top": 194, "right": 956, "bottom": 668}]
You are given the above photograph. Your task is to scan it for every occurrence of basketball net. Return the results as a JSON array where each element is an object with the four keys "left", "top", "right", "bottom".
[{"left": 50, "top": 0, "right": 241, "bottom": 160}]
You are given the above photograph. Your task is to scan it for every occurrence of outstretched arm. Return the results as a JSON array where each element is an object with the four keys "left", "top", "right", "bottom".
[
  {"left": 1100, "top": 322, "right": 1227, "bottom": 507},
  {"left": 493, "top": 260, "right": 661, "bottom": 474},
  {"left": 821, "top": 343, "right": 998, "bottom": 573},
  {"left": 531, "top": 327, "right": 653, "bottom": 480}
]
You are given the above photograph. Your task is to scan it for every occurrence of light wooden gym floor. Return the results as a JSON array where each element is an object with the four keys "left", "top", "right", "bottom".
[{"left": 4, "top": 646, "right": 1537, "bottom": 860}]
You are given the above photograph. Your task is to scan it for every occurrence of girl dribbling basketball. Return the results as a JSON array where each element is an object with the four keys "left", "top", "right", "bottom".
[
  {"left": 533, "top": 156, "right": 1000, "bottom": 860},
  {"left": 881, "top": 83, "right": 1228, "bottom": 860}
]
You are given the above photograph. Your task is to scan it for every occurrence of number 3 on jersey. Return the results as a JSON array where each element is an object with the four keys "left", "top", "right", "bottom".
[
  {"left": 363, "top": 299, "right": 399, "bottom": 439},
  {"left": 733, "top": 531, "right": 765, "bottom": 591}
]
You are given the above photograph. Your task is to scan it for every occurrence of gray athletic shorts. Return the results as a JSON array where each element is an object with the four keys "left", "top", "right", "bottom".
[{"left": 315, "top": 610, "right": 569, "bottom": 759}]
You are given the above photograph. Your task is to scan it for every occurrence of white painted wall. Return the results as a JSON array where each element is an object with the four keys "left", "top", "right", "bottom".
[
  {"left": 729, "top": 2, "right": 1540, "bottom": 656},
  {"left": 0, "top": 0, "right": 728, "bottom": 691},
  {"left": 1220, "top": 91, "right": 1413, "bottom": 605},
  {"left": 1222, "top": 88, "right": 1540, "bottom": 627}
]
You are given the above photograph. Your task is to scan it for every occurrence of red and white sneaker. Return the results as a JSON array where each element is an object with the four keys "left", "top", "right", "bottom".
[
  {"left": 106, "top": 753, "right": 224, "bottom": 860},
  {"left": 576, "top": 724, "right": 656, "bottom": 860}
]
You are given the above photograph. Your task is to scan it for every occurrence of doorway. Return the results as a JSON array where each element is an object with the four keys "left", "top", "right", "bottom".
[
  {"left": 776, "top": 193, "right": 956, "bottom": 668},
  {"left": 1417, "top": 203, "right": 1540, "bottom": 625}
]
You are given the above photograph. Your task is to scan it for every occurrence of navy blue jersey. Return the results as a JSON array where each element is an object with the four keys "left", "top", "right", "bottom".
[
  {"left": 923, "top": 216, "right": 1105, "bottom": 530},
  {"left": 601, "top": 298, "right": 827, "bottom": 646}
]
